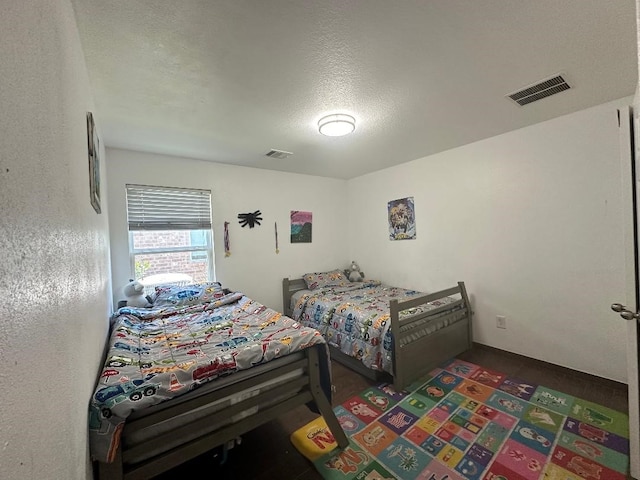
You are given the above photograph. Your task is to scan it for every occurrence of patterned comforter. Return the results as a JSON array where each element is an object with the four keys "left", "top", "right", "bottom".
[
  {"left": 291, "top": 281, "right": 454, "bottom": 375},
  {"left": 90, "top": 291, "right": 326, "bottom": 463}
]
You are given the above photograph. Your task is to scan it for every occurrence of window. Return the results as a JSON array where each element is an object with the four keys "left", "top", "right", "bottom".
[
  {"left": 189, "top": 230, "right": 208, "bottom": 261},
  {"left": 126, "top": 184, "right": 214, "bottom": 287}
]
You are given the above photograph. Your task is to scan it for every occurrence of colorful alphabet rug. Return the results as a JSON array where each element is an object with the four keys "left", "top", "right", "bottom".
[{"left": 290, "top": 358, "right": 629, "bottom": 479}]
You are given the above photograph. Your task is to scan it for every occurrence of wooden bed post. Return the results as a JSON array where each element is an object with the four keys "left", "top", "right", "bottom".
[
  {"left": 458, "top": 281, "right": 473, "bottom": 349},
  {"left": 389, "top": 299, "right": 403, "bottom": 391},
  {"left": 282, "top": 278, "right": 291, "bottom": 316},
  {"left": 282, "top": 278, "right": 308, "bottom": 318}
]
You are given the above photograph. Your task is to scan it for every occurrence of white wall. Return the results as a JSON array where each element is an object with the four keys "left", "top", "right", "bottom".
[
  {"left": 347, "top": 97, "right": 631, "bottom": 383},
  {"left": 106, "top": 148, "right": 349, "bottom": 311},
  {"left": 0, "top": 1, "right": 112, "bottom": 479}
]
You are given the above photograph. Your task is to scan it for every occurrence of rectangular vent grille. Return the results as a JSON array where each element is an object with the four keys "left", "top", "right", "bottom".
[
  {"left": 508, "top": 75, "right": 570, "bottom": 106},
  {"left": 265, "top": 149, "right": 293, "bottom": 159}
]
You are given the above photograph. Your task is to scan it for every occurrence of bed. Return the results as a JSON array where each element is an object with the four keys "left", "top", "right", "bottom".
[
  {"left": 282, "top": 270, "right": 473, "bottom": 392},
  {"left": 90, "top": 282, "right": 348, "bottom": 480}
]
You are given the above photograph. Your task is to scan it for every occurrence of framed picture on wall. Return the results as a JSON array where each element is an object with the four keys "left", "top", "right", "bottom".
[
  {"left": 87, "top": 111, "right": 101, "bottom": 214},
  {"left": 290, "top": 210, "right": 312, "bottom": 243},
  {"left": 388, "top": 196, "right": 416, "bottom": 240}
]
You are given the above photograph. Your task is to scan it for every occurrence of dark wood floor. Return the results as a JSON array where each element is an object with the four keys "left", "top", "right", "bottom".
[{"left": 154, "top": 344, "right": 629, "bottom": 480}]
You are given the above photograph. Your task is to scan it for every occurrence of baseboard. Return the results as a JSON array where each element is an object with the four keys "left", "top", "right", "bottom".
[{"left": 471, "top": 342, "right": 628, "bottom": 391}]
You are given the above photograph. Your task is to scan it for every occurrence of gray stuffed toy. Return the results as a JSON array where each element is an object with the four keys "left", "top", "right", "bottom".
[{"left": 348, "top": 260, "right": 364, "bottom": 282}]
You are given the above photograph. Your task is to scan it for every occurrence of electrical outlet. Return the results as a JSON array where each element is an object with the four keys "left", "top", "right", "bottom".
[{"left": 496, "top": 315, "right": 507, "bottom": 329}]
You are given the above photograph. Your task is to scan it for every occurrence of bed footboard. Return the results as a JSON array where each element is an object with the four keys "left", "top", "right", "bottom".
[
  {"left": 96, "top": 346, "right": 347, "bottom": 480},
  {"left": 390, "top": 281, "right": 472, "bottom": 391}
]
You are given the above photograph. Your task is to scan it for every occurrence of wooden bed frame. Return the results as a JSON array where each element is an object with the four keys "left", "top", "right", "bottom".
[
  {"left": 283, "top": 279, "right": 473, "bottom": 392},
  {"left": 95, "top": 345, "right": 348, "bottom": 480}
]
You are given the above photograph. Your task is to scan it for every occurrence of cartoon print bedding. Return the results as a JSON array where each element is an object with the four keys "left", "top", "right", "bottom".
[
  {"left": 89, "top": 289, "right": 326, "bottom": 464},
  {"left": 290, "top": 281, "right": 456, "bottom": 376}
]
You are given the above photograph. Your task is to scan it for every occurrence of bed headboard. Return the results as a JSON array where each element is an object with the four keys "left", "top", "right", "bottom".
[{"left": 282, "top": 277, "right": 307, "bottom": 317}]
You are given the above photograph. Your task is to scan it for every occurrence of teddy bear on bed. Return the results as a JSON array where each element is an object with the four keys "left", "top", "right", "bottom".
[
  {"left": 122, "top": 279, "right": 153, "bottom": 308},
  {"left": 348, "top": 260, "right": 364, "bottom": 282}
]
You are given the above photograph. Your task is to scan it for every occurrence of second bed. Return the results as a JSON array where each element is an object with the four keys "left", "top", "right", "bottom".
[{"left": 283, "top": 272, "right": 473, "bottom": 391}]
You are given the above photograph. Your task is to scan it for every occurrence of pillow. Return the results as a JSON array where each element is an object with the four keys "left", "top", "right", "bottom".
[
  {"left": 153, "top": 282, "right": 225, "bottom": 307},
  {"left": 302, "top": 269, "right": 350, "bottom": 290}
]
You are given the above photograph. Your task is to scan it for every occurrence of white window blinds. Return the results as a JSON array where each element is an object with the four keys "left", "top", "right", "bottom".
[{"left": 126, "top": 184, "right": 212, "bottom": 231}]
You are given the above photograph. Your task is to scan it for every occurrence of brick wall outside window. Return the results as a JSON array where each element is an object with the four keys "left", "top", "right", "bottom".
[{"left": 133, "top": 230, "right": 210, "bottom": 283}]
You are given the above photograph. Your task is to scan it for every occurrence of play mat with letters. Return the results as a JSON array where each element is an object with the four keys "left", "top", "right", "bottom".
[{"left": 290, "top": 358, "right": 629, "bottom": 479}]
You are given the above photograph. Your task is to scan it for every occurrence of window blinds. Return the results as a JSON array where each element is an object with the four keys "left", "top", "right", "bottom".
[{"left": 126, "top": 184, "right": 212, "bottom": 231}]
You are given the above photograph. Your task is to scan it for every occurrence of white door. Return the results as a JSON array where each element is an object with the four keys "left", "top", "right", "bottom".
[{"left": 614, "top": 104, "right": 640, "bottom": 478}]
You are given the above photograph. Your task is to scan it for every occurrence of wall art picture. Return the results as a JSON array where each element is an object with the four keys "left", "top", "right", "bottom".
[
  {"left": 86, "top": 111, "right": 101, "bottom": 214},
  {"left": 388, "top": 196, "right": 416, "bottom": 240},
  {"left": 290, "top": 210, "right": 312, "bottom": 243}
]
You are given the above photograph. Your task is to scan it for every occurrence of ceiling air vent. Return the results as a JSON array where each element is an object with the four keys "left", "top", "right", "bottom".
[
  {"left": 507, "top": 74, "right": 571, "bottom": 106},
  {"left": 265, "top": 149, "right": 293, "bottom": 159}
]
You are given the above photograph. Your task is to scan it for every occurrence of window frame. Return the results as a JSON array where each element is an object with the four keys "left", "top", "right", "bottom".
[{"left": 125, "top": 184, "right": 215, "bottom": 283}]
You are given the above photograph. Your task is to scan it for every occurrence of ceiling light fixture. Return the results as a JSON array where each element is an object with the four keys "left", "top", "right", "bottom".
[{"left": 318, "top": 113, "right": 356, "bottom": 137}]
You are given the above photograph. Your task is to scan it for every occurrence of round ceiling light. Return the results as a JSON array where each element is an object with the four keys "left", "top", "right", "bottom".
[{"left": 318, "top": 113, "right": 356, "bottom": 137}]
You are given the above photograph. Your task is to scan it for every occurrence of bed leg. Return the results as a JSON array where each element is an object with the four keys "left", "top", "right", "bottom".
[
  {"left": 389, "top": 299, "right": 404, "bottom": 392},
  {"left": 97, "top": 447, "right": 123, "bottom": 480},
  {"left": 458, "top": 281, "right": 473, "bottom": 349},
  {"left": 307, "top": 348, "right": 349, "bottom": 449}
]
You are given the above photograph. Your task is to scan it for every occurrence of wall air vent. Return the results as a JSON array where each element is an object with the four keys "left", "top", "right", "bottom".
[
  {"left": 265, "top": 149, "right": 293, "bottom": 159},
  {"left": 507, "top": 74, "right": 571, "bottom": 106}
]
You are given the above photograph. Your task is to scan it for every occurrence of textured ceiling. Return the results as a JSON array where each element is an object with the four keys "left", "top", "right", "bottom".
[{"left": 71, "top": 0, "right": 638, "bottom": 179}]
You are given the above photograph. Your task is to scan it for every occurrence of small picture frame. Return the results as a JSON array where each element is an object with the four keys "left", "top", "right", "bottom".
[
  {"left": 87, "top": 112, "right": 101, "bottom": 214},
  {"left": 290, "top": 210, "right": 312, "bottom": 243},
  {"left": 388, "top": 196, "right": 416, "bottom": 240}
]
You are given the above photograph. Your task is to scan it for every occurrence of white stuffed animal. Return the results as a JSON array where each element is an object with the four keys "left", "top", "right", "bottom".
[
  {"left": 348, "top": 261, "right": 364, "bottom": 282},
  {"left": 123, "top": 280, "right": 152, "bottom": 308}
]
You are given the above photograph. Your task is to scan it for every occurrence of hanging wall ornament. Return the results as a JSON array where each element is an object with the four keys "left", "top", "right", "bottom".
[
  {"left": 237, "top": 210, "right": 262, "bottom": 228},
  {"left": 275, "top": 221, "right": 279, "bottom": 254},
  {"left": 224, "top": 221, "right": 231, "bottom": 257}
]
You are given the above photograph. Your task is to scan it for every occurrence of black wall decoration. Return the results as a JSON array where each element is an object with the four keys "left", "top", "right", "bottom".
[{"left": 238, "top": 210, "right": 262, "bottom": 228}]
